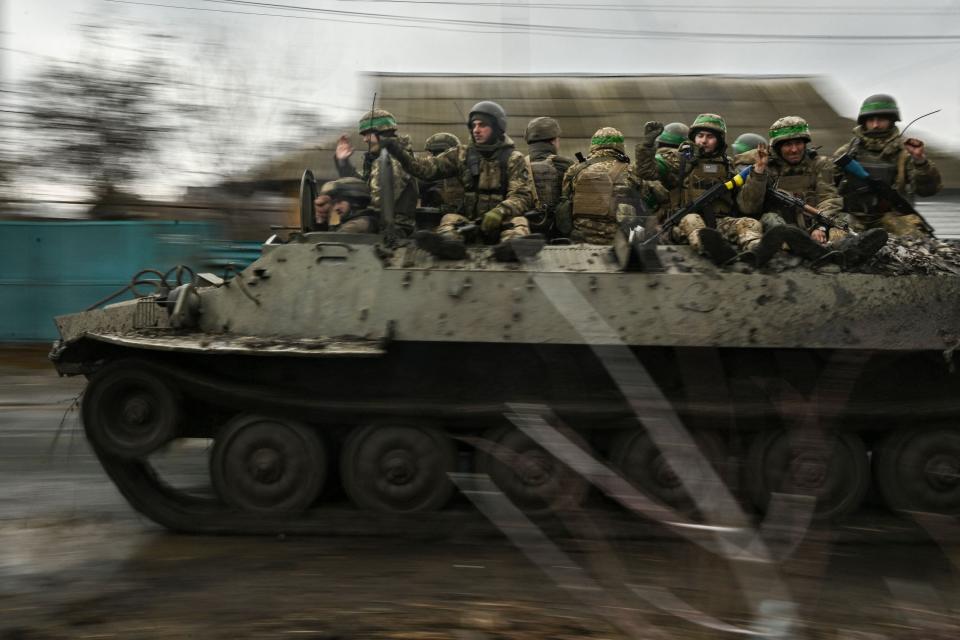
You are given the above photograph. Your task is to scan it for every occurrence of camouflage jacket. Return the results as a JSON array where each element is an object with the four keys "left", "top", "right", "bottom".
[
  {"left": 392, "top": 135, "right": 535, "bottom": 221},
  {"left": 736, "top": 148, "right": 845, "bottom": 229},
  {"left": 634, "top": 143, "right": 739, "bottom": 219},
  {"left": 334, "top": 135, "right": 419, "bottom": 223},
  {"left": 833, "top": 126, "right": 942, "bottom": 208}
]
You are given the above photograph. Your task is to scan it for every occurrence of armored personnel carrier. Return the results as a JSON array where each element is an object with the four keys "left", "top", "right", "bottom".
[{"left": 49, "top": 173, "right": 960, "bottom": 534}]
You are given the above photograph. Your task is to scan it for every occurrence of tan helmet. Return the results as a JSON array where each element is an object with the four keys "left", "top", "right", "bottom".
[
  {"left": 358, "top": 108, "right": 398, "bottom": 135},
  {"left": 424, "top": 132, "right": 461, "bottom": 155},
  {"left": 688, "top": 113, "right": 727, "bottom": 143},
  {"left": 524, "top": 116, "right": 561, "bottom": 143},
  {"left": 589, "top": 126, "right": 625, "bottom": 155},
  {"left": 768, "top": 116, "right": 812, "bottom": 148}
]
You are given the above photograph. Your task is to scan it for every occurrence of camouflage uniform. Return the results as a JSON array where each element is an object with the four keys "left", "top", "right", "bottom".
[
  {"left": 833, "top": 94, "right": 942, "bottom": 236},
  {"left": 524, "top": 117, "right": 575, "bottom": 236},
  {"left": 737, "top": 116, "right": 847, "bottom": 243},
  {"left": 334, "top": 109, "right": 419, "bottom": 234},
  {"left": 386, "top": 105, "right": 535, "bottom": 244},
  {"left": 561, "top": 127, "right": 654, "bottom": 244},
  {"left": 419, "top": 132, "right": 465, "bottom": 214},
  {"left": 635, "top": 114, "right": 761, "bottom": 254}
]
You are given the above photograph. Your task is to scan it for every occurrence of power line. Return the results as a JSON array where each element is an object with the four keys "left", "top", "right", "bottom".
[
  {"left": 331, "top": 0, "right": 960, "bottom": 15},
  {"left": 102, "top": 0, "right": 960, "bottom": 45}
]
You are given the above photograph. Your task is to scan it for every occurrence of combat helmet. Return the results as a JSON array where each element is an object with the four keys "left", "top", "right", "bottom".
[
  {"left": 689, "top": 113, "right": 727, "bottom": 142},
  {"left": 857, "top": 94, "right": 900, "bottom": 125},
  {"left": 657, "top": 122, "right": 689, "bottom": 148},
  {"left": 424, "top": 132, "right": 461, "bottom": 155},
  {"left": 730, "top": 132, "right": 766, "bottom": 155},
  {"left": 524, "top": 116, "right": 561, "bottom": 143},
  {"left": 358, "top": 109, "right": 398, "bottom": 135},
  {"left": 328, "top": 177, "right": 371, "bottom": 208},
  {"left": 467, "top": 101, "right": 508, "bottom": 135},
  {"left": 768, "top": 116, "right": 812, "bottom": 149},
  {"left": 589, "top": 126, "right": 625, "bottom": 155}
]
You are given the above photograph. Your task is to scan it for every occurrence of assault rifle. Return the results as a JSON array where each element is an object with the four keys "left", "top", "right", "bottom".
[
  {"left": 765, "top": 187, "right": 851, "bottom": 233},
  {"left": 834, "top": 154, "right": 934, "bottom": 234},
  {"left": 641, "top": 166, "right": 752, "bottom": 246}
]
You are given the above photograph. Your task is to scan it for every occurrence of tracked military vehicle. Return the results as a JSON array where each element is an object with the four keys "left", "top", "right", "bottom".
[{"left": 49, "top": 166, "right": 960, "bottom": 534}]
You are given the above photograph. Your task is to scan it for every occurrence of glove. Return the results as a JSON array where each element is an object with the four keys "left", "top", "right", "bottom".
[
  {"left": 642, "top": 121, "right": 664, "bottom": 148},
  {"left": 481, "top": 209, "right": 503, "bottom": 234},
  {"left": 379, "top": 136, "right": 402, "bottom": 156}
]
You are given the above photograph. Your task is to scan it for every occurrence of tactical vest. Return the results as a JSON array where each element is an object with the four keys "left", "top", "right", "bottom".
[
  {"left": 773, "top": 169, "right": 818, "bottom": 227},
  {"left": 676, "top": 155, "right": 735, "bottom": 218},
  {"left": 529, "top": 154, "right": 562, "bottom": 212},
  {"left": 571, "top": 159, "right": 628, "bottom": 220},
  {"left": 461, "top": 146, "right": 512, "bottom": 219},
  {"left": 840, "top": 137, "right": 908, "bottom": 215}
]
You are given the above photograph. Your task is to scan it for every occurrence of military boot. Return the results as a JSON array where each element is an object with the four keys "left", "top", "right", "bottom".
[
  {"left": 697, "top": 228, "right": 737, "bottom": 266},
  {"left": 779, "top": 225, "right": 829, "bottom": 261},
  {"left": 738, "top": 225, "right": 792, "bottom": 267},
  {"left": 492, "top": 234, "right": 546, "bottom": 262},
  {"left": 413, "top": 230, "right": 467, "bottom": 260},
  {"left": 836, "top": 228, "right": 889, "bottom": 267}
]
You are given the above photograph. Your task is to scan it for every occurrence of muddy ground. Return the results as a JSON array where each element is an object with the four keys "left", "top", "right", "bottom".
[{"left": 1, "top": 347, "right": 958, "bottom": 639}]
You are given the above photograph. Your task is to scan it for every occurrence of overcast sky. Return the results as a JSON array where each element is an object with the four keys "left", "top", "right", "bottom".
[{"left": 3, "top": 0, "right": 958, "bottom": 197}]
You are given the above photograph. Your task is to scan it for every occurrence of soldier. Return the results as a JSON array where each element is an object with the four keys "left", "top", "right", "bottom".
[
  {"left": 645, "top": 122, "right": 689, "bottom": 182},
  {"left": 730, "top": 132, "right": 766, "bottom": 157},
  {"left": 325, "top": 178, "right": 379, "bottom": 234},
  {"left": 381, "top": 100, "right": 536, "bottom": 261},
  {"left": 560, "top": 127, "right": 654, "bottom": 244},
  {"left": 736, "top": 116, "right": 886, "bottom": 266},
  {"left": 523, "top": 116, "right": 575, "bottom": 237},
  {"left": 312, "top": 181, "right": 336, "bottom": 228},
  {"left": 418, "top": 133, "right": 465, "bottom": 213},
  {"left": 636, "top": 114, "right": 763, "bottom": 265},
  {"left": 833, "top": 94, "right": 942, "bottom": 236},
  {"left": 656, "top": 122, "right": 690, "bottom": 150},
  {"left": 334, "top": 108, "right": 419, "bottom": 235}
]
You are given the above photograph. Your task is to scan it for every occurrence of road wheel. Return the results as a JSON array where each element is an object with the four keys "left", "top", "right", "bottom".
[
  {"left": 479, "top": 427, "right": 589, "bottom": 514},
  {"left": 341, "top": 424, "right": 457, "bottom": 512},
  {"left": 609, "top": 429, "right": 726, "bottom": 516},
  {"left": 83, "top": 360, "right": 181, "bottom": 459},
  {"left": 874, "top": 426, "right": 960, "bottom": 515},
  {"left": 211, "top": 415, "right": 326, "bottom": 514},
  {"left": 747, "top": 429, "right": 869, "bottom": 520}
]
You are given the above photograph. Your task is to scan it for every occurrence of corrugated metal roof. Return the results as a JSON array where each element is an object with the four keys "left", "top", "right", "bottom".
[{"left": 247, "top": 74, "right": 958, "bottom": 189}]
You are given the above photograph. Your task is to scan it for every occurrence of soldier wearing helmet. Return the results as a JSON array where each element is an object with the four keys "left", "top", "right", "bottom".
[
  {"left": 832, "top": 94, "right": 941, "bottom": 236},
  {"left": 523, "top": 117, "right": 575, "bottom": 237},
  {"left": 657, "top": 122, "right": 689, "bottom": 150},
  {"left": 317, "top": 177, "right": 379, "bottom": 234},
  {"left": 633, "top": 114, "right": 763, "bottom": 265},
  {"left": 334, "top": 108, "right": 419, "bottom": 236},
  {"left": 381, "top": 100, "right": 536, "bottom": 261},
  {"left": 312, "top": 180, "right": 337, "bottom": 228},
  {"left": 730, "top": 132, "right": 767, "bottom": 169},
  {"left": 418, "top": 132, "right": 465, "bottom": 214},
  {"left": 558, "top": 127, "right": 669, "bottom": 244},
  {"left": 737, "top": 116, "right": 886, "bottom": 266}
]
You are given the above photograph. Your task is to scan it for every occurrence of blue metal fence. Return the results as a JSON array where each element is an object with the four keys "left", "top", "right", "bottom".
[{"left": 0, "top": 220, "right": 261, "bottom": 342}]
